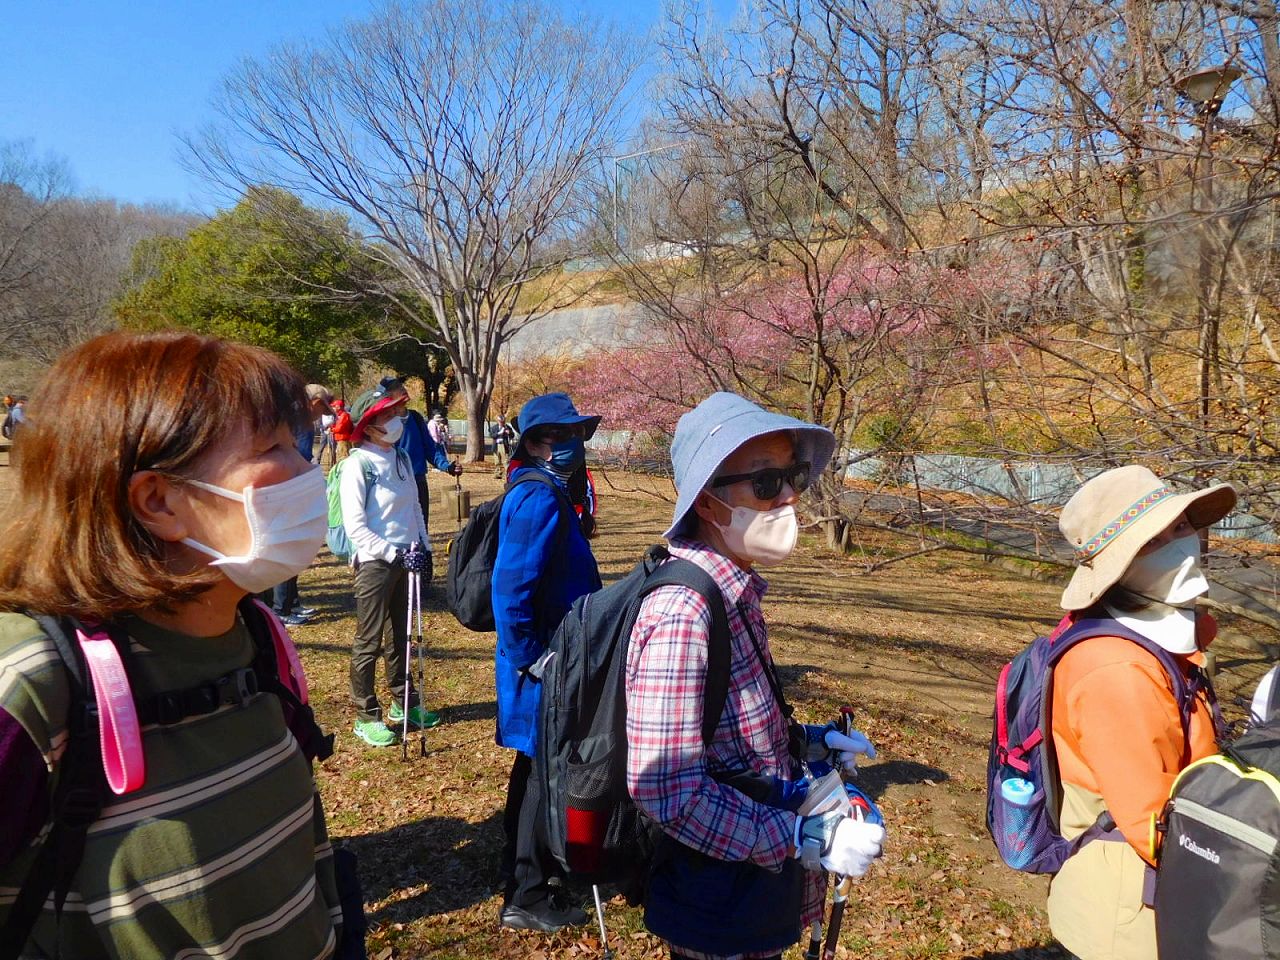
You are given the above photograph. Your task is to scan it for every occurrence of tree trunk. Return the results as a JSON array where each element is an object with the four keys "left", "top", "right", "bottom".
[{"left": 455, "top": 372, "right": 494, "bottom": 462}]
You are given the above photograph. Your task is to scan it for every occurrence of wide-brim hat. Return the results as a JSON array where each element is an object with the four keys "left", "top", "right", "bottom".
[
  {"left": 516, "top": 392, "right": 600, "bottom": 442},
  {"left": 350, "top": 385, "right": 408, "bottom": 444},
  {"left": 664, "top": 391, "right": 837, "bottom": 541},
  {"left": 1060, "top": 464, "right": 1236, "bottom": 611}
]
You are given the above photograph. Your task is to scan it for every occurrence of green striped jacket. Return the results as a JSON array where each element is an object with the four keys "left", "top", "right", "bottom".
[{"left": 0, "top": 612, "right": 342, "bottom": 959}]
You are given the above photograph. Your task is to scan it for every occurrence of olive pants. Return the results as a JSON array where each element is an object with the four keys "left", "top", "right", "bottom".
[{"left": 349, "top": 557, "right": 418, "bottom": 722}]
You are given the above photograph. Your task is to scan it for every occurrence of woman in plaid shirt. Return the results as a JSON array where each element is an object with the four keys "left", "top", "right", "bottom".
[{"left": 626, "top": 392, "right": 885, "bottom": 960}]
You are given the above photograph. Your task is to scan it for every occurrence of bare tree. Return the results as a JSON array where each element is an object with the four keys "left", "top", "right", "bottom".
[
  {"left": 0, "top": 140, "right": 199, "bottom": 366},
  {"left": 187, "top": 0, "right": 641, "bottom": 458}
]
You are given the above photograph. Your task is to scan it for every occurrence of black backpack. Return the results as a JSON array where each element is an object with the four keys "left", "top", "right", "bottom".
[
  {"left": 536, "top": 544, "right": 732, "bottom": 904},
  {"left": 1154, "top": 673, "right": 1280, "bottom": 959},
  {"left": 445, "top": 471, "right": 572, "bottom": 632},
  {"left": 0, "top": 598, "right": 335, "bottom": 960}
]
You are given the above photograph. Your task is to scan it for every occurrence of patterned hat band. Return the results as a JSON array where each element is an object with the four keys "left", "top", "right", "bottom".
[{"left": 1075, "top": 485, "right": 1173, "bottom": 562}]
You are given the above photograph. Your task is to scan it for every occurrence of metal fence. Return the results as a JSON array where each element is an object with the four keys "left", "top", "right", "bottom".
[
  {"left": 844, "top": 450, "right": 1278, "bottom": 543},
  {"left": 450, "top": 421, "right": 1276, "bottom": 542}
]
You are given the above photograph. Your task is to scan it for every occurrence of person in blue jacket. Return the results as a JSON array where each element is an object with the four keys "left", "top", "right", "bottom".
[
  {"left": 493, "top": 392, "right": 602, "bottom": 933},
  {"left": 380, "top": 377, "right": 458, "bottom": 581}
]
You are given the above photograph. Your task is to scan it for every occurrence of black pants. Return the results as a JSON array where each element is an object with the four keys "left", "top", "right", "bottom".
[
  {"left": 273, "top": 576, "right": 299, "bottom": 615},
  {"left": 415, "top": 474, "right": 430, "bottom": 530},
  {"left": 501, "top": 752, "right": 558, "bottom": 909},
  {"left": 349, "top": 558, "right": 417, "bottom": 722},
  {"left": 671, "top": 955, "right": 780, "bottom": 960}
]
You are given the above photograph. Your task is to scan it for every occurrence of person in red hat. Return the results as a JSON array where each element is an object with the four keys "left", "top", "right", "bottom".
[
  {"left": 340, "top": 384, "right": 458, "bottom": 747},
  {"left": 331, "top": 399, "right": 353, "bottom": 462}
]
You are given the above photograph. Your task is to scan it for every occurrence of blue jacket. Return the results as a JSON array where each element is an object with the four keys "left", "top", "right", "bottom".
[
  {"left": 491, "top": 466, "right": 600, "bottom": 756},
  {"left": 295, "top": 424, "right": 315, "bottom": 461},
  {"left": 396, "top": 410, "right": 452, "bottom": 477}
]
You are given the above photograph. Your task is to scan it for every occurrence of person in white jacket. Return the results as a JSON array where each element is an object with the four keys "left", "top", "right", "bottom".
[{"left": 342, "top": 384, "right": 444, "bottom": 747}]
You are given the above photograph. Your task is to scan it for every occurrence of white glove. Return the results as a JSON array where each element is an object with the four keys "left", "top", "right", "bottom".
[
  {"left": 821, "top": 817, "right": 885, "bottom": 877},
  {"left": 793, "top": 810, "right": 885, "bottom": 876},
  {"left": 824, "top": 728, "right": 876, "bottom": 777}
]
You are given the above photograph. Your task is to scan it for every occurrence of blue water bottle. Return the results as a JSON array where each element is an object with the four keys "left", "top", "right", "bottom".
[{"left": 1000, "top": 777, "right": 1035, "bottom": 869}]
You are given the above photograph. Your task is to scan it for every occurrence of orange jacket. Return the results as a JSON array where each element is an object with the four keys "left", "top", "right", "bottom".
[{"left": 1050, "top": 623, "right": 1218, "bottom": 865}]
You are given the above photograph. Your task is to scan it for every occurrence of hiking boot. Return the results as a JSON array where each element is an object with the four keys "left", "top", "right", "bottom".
[
  {"left": 499, "top": 901, "right": 588, "bottom": 933},
  {"left": 353, "top": 719, "right": 399, "bottom": 748},
  {"left": 388, "top": 703, "right": 441, "bottom": 730}
]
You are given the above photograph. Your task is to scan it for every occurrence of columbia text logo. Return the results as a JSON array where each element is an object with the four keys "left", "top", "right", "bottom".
[{"left": 1178, "top": 833, "right": 1221, "bottom": 865}]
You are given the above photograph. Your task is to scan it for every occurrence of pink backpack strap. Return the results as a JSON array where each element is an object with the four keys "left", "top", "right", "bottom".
[
  {"left": 76, "top": 626, "right": 145, "bottom": 795},
  {"left": 250, "top": 599, "right": 309, "bottom": 704}
]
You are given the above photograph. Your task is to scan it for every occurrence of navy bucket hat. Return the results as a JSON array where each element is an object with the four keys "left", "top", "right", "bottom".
[
  {"left": 665, "top": 392, "right": 837, "bottom": 541},
  {"left": 516, "top": 392, "right": 600, "bottom": 441}
]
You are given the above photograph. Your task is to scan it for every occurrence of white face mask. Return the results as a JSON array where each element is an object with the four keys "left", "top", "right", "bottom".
[
  {"left": 374, "top": 415, "right": 405, "bottom": 444},
  {"left": 181, "top": 467, "right": 328, "bottom": 594},
  {"left": 706, "top": 492, "right": 798, "bottom": 567},
  {"left": 1121, "top": 534, "right": 1208, "bottom": 607}
]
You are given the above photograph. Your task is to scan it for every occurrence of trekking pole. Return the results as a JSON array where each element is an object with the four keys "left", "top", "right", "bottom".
[
  {"left": 821, "top": 705, "right": 868, "bottom": 960},
  {"left": 400, "top": 545, "right": 429, "bottom": 761},
  {"left": 401, "top": 566, "right": 415, "bottom": 762},
  {"left": 413, "top": 559, "right": 427, "bottom": 758},
  {"left": 821, "top": 877, "right": 854, "bottom": 960},
  {"left": 591, "top": 885, "right": 614, "bottom": 960}
]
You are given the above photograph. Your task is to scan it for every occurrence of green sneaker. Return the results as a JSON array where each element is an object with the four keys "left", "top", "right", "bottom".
[
  {"left": 353, "top": 719, "right": 399, "bottom": 748},
  {"left": 388, "top": 703, "right": 442, "bottom": 730}
]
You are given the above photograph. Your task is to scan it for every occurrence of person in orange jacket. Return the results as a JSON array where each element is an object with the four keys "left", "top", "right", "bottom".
[
  {"left": 331, "top": 398, "right": 354, "bottom": 462},
  {"left": 1048, "top": 465, "right": 1234, "bottom": 959}
]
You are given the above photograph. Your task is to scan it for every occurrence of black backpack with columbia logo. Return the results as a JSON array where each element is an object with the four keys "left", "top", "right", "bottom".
[{"left": 1154, "top": 673, "right": 1280, "bottom": 959}]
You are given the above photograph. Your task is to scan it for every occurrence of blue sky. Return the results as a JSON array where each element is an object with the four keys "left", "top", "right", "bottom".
[{"left": 0, "top": 0, "right": 691, "bottom": 211}]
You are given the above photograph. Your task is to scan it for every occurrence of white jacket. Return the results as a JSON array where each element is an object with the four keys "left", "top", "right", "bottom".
[{"left": 339, "top": 444, "right": 429, "bottom": 564}]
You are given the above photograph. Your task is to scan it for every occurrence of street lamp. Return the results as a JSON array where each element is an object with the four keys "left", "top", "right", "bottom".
[
  {"left": 1174, "top": 64, "right": 1243, "bottom": 119},
  {"left": 1176, "top": 63, "right": 1242, "bottom": 552},
  {"left": 611, "top": 141, "right": 689, "bottom": 248}
]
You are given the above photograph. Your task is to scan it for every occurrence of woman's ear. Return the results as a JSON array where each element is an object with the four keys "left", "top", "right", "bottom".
[
  {"left": 692, "top": 489, "right": 726, "bottom": 526},
  {"left": 128, "top": 471, "right": 191, "bottom": 544}
]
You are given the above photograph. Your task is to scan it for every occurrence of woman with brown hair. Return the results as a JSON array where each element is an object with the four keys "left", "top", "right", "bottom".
[{"left": 0, "top": 332, "right": 344, "bottom": 959}]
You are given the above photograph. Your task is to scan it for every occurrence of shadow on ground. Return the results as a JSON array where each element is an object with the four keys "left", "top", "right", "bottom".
[
  {"left": 857, "top": 759, "right": 951, "bottom": 799},
  {"left": 340, "top": 809, "right": 506, "bottom": 924}
]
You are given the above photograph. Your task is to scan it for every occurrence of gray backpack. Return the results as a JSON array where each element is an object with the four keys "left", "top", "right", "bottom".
[{"left": 1154, "top": 675, "right": 1280, "bottom": 959}]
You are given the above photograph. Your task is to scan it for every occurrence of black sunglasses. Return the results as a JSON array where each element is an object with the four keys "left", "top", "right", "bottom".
[
  {"left": 529, "top": 423, "right": 583, "bottom": 444},
  {"left": 710, "top": 461, "right": 812, "bottom": 500}
]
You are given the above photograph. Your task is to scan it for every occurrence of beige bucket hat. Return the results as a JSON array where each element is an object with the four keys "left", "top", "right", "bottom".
[{"left": 1059, "top": 465, "right": 1236, "bottom": 611}]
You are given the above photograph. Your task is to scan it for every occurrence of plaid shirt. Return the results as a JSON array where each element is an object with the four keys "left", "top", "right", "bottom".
[{"left": 625, "top": 537, "right": 823, "bottom": 958}]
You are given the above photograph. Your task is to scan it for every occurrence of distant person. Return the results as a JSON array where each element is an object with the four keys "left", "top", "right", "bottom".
[
  {"left": 3, "top": 396, "right": 27, "bottom": 440},
  {"left": 271, "top": 383, "right": 334, "bottom": 625},
  {"left": 319, "top": 409, "right": 337, "bottom": 466},
  {"left": 0, "top": 331, "right": 344, "bottom": 958},
  {"left": 341, "top": 382, "right": 457, "bottom": 747},
  {"left": 427, "top": 411, "right": 450, "bottom": 451},
  {"left": 490, "top": 413, "right": 515, "bottom": 478},
  {"left": 380, "top": 377, "right": 461, "bottom": 571},
  {"left": 495, "top": 393, "right": 602, "bottom": 932},
  {"left": 332, "top": 398, "right": 354, "bottom": 461},
  {"left": 1046, "top": 465, "right": 1234, "bottom": 960}
]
